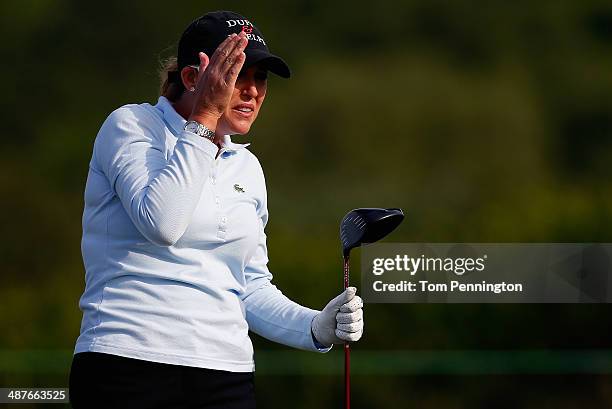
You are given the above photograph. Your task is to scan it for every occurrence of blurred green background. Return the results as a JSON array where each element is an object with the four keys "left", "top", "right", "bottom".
[{"left": 2, "top": 0, "right": 612, "bottom": 408}]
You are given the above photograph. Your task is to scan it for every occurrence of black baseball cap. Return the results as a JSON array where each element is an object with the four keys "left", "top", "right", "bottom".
[{"left": 172, "top": 10, "right": 290, "bottom": 81}]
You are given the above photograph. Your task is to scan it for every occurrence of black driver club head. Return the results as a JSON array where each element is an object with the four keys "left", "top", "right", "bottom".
[{"left": 340, "top": 208, "right": 404, "bottom": 258}]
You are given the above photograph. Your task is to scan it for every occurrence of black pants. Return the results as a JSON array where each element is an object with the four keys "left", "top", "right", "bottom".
[{"left": 69, "top": 352, "right": 256, "bottom": 409}]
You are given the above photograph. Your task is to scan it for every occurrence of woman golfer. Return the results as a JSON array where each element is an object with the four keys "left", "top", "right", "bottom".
[{"left": 69, "top": 10, "right": 363, "bottom": 409}]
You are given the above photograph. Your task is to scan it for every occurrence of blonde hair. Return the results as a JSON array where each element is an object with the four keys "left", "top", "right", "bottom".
[{"left": 158, "top": 56, "right": 185, "bottom": 102}]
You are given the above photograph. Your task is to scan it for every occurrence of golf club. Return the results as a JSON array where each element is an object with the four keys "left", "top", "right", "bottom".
[{"left": 339, "top": 208, "right": 404, "bottom": 409}]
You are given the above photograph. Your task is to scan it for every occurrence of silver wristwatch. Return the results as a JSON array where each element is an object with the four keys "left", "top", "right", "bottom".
[{"left": 184, "top": 120, "right": 215, "bottom": 142}]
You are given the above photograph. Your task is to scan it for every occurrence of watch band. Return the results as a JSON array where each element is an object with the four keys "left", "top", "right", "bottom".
[{"left": 184, "top": 120, "right": 215, "bottom": 142}]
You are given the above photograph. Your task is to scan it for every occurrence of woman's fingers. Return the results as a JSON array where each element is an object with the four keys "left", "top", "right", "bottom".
[
  {"left": 339, "top": 296, "right": 363, "bottom": 313},
  {"left": 336, "top": 309, "right": 363, "bottom": 324},
  {"left": 209, "top": 33, "right": 238, "bottom": 65},
  {"left": 221, "top": 34, "right": 248, "bottom": 82},
  {"left": 337, "top": 321, "right": 362, "bottom": 333},
  {"left": 224, "top": 36, "right": 247, "bottom": 67},
  {"left": 336, "top": 310, "right": 364, "bottom": 342},
  {"left": 335, "top": 329, "right": 363, "bottom": 342},
  {"left": 210, "top": 31, "right": 245, "bottom": 69},
  {"left": 224, "top": 51, "right": 246, "bottom": 85},
  {"left": 196, "top": 52, "right": 210, "bottom": 80},
  {"left": 203, "top": 31, "right": 247, "bottom": 85},
  {"left": 196, "top": 33, "right": 241, "bottom": 84}
]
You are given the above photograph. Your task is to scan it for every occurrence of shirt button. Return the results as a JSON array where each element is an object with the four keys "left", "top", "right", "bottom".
[
  {"left": 211, "top": 178, "right": 216, "bottom": 185},
  {"left": 221, "top": 216, "right": 227, "bottom": 223},
  {"left": 215, "top": 196, "right": 220, "bottom": 204}
]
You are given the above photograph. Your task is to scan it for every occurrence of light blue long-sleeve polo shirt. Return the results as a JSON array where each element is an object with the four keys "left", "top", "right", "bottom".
[{"left": 74, "top": 96, "right": 330, "bottom": 372}]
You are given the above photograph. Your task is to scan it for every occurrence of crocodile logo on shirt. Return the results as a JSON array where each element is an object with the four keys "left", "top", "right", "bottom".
[{"left": 234, "top": 184, "right": 245, "bottom": 193}]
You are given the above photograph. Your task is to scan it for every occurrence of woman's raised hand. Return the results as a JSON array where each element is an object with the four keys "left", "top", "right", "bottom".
[{"left": 189, "top": 30, "right": 248, "bottom": 128}]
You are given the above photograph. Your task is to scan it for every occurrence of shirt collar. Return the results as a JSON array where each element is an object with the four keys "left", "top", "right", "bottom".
[{"left": 155, "top": 96, "right": 251, "bottom": 152}]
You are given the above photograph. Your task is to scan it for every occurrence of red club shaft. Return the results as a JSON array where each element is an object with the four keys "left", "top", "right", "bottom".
[{"left": 343, "top": 256, "right": 350, "bottom": 409}]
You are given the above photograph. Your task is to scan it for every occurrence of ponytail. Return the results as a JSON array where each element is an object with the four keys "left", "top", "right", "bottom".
[{"left": 158, "top": 57, "right": 185, "bottom": 102}]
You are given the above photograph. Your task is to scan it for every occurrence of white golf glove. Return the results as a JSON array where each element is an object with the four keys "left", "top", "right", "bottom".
[{"left": 311, "top": 287, "right": 364, "bottom": 347}]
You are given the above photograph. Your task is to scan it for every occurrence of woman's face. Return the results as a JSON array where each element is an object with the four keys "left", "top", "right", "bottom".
[{"left": 216, "top": 64, "right": 268, "bottom": 136}]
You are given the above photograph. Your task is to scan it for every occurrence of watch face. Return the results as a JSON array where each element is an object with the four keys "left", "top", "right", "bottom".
[
  {"left": 185, "top": 121, "right": 201, "bottom": 134},
  {"left": 184, "top": 121, "right": 214, "bottom": 140}
]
